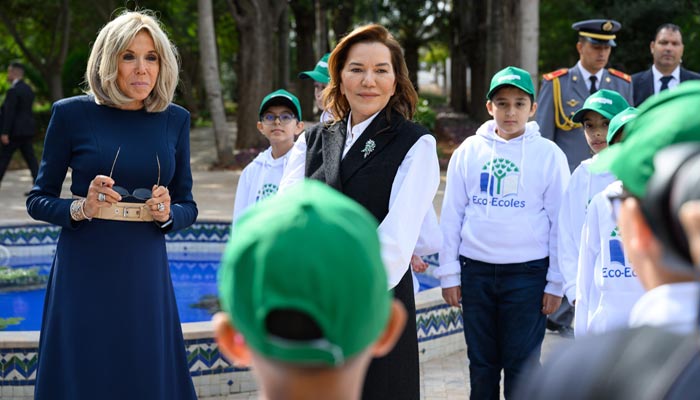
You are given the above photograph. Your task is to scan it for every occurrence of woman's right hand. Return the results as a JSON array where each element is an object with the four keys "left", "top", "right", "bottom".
[
  {"left": 442, "top": 286, "right": 462, "bottom": 308},
  {"left": 83, "top": 175, "right": 122, "bottom": 218}
]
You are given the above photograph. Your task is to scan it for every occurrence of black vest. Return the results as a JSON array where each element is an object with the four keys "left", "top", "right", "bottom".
[{"left": 305, "top": 110, "right": 427, "bottom": 222}]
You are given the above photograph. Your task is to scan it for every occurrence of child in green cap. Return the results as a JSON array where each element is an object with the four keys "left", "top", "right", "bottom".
[
  {"left": 232, "top": 89, "right": 304, "bottom": 224},
  {"left": 514, "top": 81, "right": 700, "bottom": 400},
  {"left": 437, "top": 66, "right": 570, "bottom": 398},
  {"left": 298, "top": 53, "right": 333, "bottom": 122},
  {"left": 556, "top": 89, "right": 630, "bottom": 336},
  {"left": 574, "top": 106, "right": 645, "bottom": 337},
  {"left": 215, "top": 180, "right": 407, "bottom": 400}
]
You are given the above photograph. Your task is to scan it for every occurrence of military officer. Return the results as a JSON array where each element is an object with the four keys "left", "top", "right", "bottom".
[{"left": 537, "top": 19, "right": 634, "bottom": 172}]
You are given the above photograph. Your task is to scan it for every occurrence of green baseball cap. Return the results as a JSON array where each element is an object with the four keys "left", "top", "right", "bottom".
[
  {"left": 486, "top": 66, "right": 535, "bottom": 100},
  {"left": 592, "top": 81, "right": 700, "bottom": 197},
  {"left": 259, "top": 89, "right": 302, "bottom": 121},
  {"left": 606, "top": 107, "right": 639, "bottom": 144},
  {"left": 218, "top": 180, "right": 390, "bottom": 366},
  {"left": 572, "top": 89, "right": 630, "bottom": 123},
  {"left": 298, "top": 53, "right": 330, "bottom": 84}
]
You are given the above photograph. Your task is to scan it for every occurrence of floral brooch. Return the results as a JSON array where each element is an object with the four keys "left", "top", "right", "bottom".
[{"left": 361, "top": 139, "right": 376, "bottom": 158}]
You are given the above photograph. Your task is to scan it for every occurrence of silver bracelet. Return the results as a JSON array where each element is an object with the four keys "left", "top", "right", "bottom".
[
  {"left": 69, "top": 200, "right": 84, "bottom": 221},
  {"left": 79, "top": 199, "right": 92, "bottom": 221}
]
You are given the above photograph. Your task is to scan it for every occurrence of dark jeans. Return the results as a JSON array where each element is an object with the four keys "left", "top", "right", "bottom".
[
  {"left": 460, "top": 256, "right": 548, "bottom": 400},
  {"left": 0, "top": 135, "right": 38, "bottom": 186}
]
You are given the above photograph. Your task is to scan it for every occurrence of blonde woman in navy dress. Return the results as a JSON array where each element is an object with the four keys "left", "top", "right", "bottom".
[
  {"left": 280, "top": 24, "right": 440, "bottom": 399},
  {"left": 26, "top": 11, "right": 197, "bottom": 399}
]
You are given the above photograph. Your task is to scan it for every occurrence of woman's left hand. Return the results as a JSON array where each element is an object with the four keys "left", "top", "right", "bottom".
[{"left": 147, "top": 185, "right": 171, "bottom": 222}]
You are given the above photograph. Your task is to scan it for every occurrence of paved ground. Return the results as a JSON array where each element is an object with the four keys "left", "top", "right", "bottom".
[{"left": 0, "top": 123, "right": 574, "bottom": 399}]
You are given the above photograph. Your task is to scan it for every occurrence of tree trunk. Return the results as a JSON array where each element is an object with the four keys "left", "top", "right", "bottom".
[
  {"left": 331, "top": 0, "right": 354, "bottom": 41},
  {"left": 199, "top": 0, "right": 235, "bottom": 166},
  {"left": 403, "top": 39, "right": 420, "bottom": 91},
  {"left": 316, "top": 0, "right": 329, "bottom": 54},
  {"left": 519, "top": 0, "right": 540, "bottom": 88},
  {"left": 228, "top": 0, "right": 288, "bottom": 149},
  {"left": 449, "top": 0, "right": 469, "bottom": 113},
  {"left": 500, "top": 0, "right": 520, "bottom": 67},
  {"left": 292, "top": 0, "right": 317, "bottom": 121},
  {"left": 466, "top": 0, "right": 489, "bottom": 121},
  {"left": 277, "top": 7, "right": 290, "bottom": 89}
]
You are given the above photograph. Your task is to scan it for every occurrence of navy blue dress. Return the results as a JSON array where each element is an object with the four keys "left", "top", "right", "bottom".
[{"left": 26, "top": 96, "right": 198, "bottom": 400}]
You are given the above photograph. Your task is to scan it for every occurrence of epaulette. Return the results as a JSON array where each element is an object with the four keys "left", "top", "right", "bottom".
[
  {"left": 608, "top": 68, "right": 631, "bottom": 83},
  {"left": 543, "top": 68, "right": 568, "bottom": 81}
]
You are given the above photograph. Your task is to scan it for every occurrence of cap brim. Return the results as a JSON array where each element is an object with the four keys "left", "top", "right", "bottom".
[
  {"left": 298, "top": 71, "right": 330, "bottom": 84},
  {"left": 487, "top": 83, "right": 534, "bottom": 100},
  {"left": 582, "top": 36, "right": 616, "bottom": 47},
  {"left": 260, "top": 97, "right": 301, "bottom": 121},
  {"left": 572, "top": 107, "right": 616, "bottom": 123}
]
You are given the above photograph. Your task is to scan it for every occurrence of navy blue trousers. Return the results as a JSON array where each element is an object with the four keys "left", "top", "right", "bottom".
[{"left": 460, "top": 256, "right": 548, "bottom": 400}]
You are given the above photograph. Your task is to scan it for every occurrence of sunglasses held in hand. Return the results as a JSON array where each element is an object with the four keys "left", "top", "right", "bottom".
[{"left": 109, "top": 147, "right": 161, "bottom": 200}]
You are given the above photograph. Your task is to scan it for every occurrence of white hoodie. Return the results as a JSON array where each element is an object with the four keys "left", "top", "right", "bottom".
[
  {"left": 232, "top": 147, "right": 290, "bottom": 224},
  {"left": 574, "top": 181, "right": 644, "bottom": 337},
  {"left": 437, "top": 120, "right": 570, "bottom": 295},
  {"left": 558, "top": 157, "right": 616, "bottom": 302}
]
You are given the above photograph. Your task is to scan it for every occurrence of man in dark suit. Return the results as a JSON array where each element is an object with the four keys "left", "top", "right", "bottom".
[
  {"left": 0, "top": 61, "right": 38, "bottom": 190},
  {"left": 632, "top": 23, "right": 700, "bottom": 106}
]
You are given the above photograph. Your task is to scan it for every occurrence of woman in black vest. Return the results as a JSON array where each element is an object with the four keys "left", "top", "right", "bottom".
[{"left": 280, "top": 24, "right": 440, "bottom": 399}]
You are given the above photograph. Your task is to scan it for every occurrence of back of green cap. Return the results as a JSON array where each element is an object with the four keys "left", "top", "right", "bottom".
[
  {"left": 218, "top": 180, "right": 390, "bottom": 366},
  {"left": 592, "top": 81, "right": 700, "bottom": 197},
  {"left": 606, "top": 107, "right": 638, "bottom": 144}
]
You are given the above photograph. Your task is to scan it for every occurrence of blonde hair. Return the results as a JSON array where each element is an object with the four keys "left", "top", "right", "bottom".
[
  {"left": 86, "top": 10, "right": 179, "bottom": 113},
  {"left": 324, "top": 24, "right": 417, "bottom": 122}
]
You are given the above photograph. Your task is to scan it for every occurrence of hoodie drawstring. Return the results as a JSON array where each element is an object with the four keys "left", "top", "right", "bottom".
[
  {"left": 485, "top": 138, "right": 496, "bottom": 217},
  {"left": 519, "top": 135, "right": 526, "bottom": 191}
]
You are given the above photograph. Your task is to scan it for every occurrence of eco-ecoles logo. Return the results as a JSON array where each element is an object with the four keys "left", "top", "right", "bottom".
[
  {"left": 480, "top": 158, "right": 519, "bottom": 196},
  {"left": 256, "top": 183, "right": 279, "bottom": 202},
  {"left": 603, "top": 226, "right": 636, "bottom": 279},
  {"left": 473, "top": 158, "right": 525, "bottom": 208}
]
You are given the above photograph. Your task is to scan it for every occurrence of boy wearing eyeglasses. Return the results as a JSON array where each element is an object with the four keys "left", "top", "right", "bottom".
[
  {"left": 573, "top": 107, "right": 645, "bottom": 337},
  {"left": 555, "top": 89, "right": 630, "bottom": 336},
  {"left": 232, "top": 89, "right": 304, "bottom": 224}
]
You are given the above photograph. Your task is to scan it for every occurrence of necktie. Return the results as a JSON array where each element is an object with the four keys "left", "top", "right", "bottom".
[
  {"left": 660, "top": 76, "right": 673, "bottom": 92},
  {"left": 589, "top": 76, "right": 598, "bottom": 95}
]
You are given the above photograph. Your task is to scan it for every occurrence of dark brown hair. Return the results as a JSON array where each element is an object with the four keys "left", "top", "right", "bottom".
[{"left": 323, "top": 24, "right": 418, "bottom": 122}]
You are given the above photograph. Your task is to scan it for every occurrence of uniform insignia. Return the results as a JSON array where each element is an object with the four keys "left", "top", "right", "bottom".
[
  {"left": 605, "top": 77, "right": 611, "bottom": 83},
  {"left": 602, "top": 21, "right": 613, "bottom": 31},
  {"left": 608, "top": 68, "right": 631, "bottom": 83},
  {"left": 543, "top": 68, "right": 569, "bottom": 81},
  {"left": 567, "top": 99, "right": 579, "bottom": 107},
  {"left": 572, "top": 75, "right": 578, "bottom": 81}
]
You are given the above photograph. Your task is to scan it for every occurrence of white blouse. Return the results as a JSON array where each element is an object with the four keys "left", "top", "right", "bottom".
[{"left": 280, "top": 113, "right": 440, "bottom": 289}]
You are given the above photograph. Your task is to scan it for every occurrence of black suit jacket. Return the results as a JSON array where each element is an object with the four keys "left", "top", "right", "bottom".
[
  {"left": 1, "top": 79, "right": 36, "bottom": 137},
  {"left": 632, "top": 67, "right": 700, "bottom": 106}
]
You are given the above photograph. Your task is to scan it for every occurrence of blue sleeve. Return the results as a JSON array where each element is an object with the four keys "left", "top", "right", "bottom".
[
  {"left": 163, "top": 110, "right": 197, "bottom": 233},
  {"left": 26, "top": 102, "right": 79, "bottom": 229}
]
